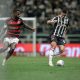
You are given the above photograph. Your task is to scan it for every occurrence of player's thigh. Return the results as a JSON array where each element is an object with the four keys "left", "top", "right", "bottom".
[
  {"left": 51, "top": 41, "right": 57, "bottom": 48},
  {"left": 48, "top": 35, "right": 57, "bottom": 48},
  {"left": 50, "top": 37, "right": 57, "bottom": 48},
  {"left": 58, "top": 45, "right": 65, "bottom": 52}
]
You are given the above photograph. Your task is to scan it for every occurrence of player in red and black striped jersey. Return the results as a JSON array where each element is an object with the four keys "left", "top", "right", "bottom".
[
  {"left": 6, "top": 9, "right": 34, "bottom": 37},
  {"left": 1, "top": 9, "right": 35, "bottom": 66},
  {"left": 47, "top": 9, "right": 69, "bottom": 67}
]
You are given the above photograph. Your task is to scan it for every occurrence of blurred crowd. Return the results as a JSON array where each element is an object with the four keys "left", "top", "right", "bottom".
[{"left": 0, "top": 0, "right": 80, "bottom": 34}]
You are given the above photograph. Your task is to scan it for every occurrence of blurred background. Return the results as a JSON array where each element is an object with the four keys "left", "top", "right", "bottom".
[
  {"left": 0, "top": 0, "right": 80, "bottom": 43},
  {"left": 0, "top": 1, "right": 80, "bottom": 80},
  {"left": 0, "top": 0, "right": 80, "bottom": 57}
]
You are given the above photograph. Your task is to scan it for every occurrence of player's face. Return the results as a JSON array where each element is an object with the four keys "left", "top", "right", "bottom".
[
  {"left": 13, "top": 11, "right": 21, "bottom": 17},
  {"left": 61, "top": 12, "right": 66, "bottom": 17}
]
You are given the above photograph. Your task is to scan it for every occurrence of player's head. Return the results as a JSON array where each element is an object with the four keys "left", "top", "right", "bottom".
[
  {"left": 61, "top": 9, "right": 67, "bottom": 16},
  {"left": 12, "top": 9, "right": 21, "bottom": 18}
]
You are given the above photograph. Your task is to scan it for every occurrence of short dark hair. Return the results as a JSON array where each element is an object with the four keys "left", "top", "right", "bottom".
[
  {"left": 13, "top": 9, "right": 21, "bottom": 13},
  {"left": 62, "top": 9, "right": 67, "bottom": 14}
]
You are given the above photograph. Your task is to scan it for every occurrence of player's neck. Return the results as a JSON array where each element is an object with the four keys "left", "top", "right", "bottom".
[{"left": 59, "top": 14, "right": 65, "bottom": 17}]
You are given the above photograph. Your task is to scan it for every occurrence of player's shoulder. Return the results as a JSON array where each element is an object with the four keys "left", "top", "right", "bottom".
[
  {"left": 18, "top": 17, "right": 23, "bottom": 22},
  {"left": 52, "top": 16, "right": 58, "bottom": 20},
  {"left": 6, "top": 17, "right": 12, "bottom": 23}
]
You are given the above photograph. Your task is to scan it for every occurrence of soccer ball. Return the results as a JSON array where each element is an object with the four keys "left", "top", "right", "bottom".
[{"left": 56, "top": 60, "right": 64, "bottom": 66}]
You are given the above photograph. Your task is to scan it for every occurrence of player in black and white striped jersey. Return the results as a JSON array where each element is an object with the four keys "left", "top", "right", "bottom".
[{"left": 47, "top": 9, "right": 69, "bottom": 67}]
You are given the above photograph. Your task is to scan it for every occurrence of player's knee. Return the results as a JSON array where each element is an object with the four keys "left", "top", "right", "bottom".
[{"left": 59, "top": 45, "right": 65, "bottom": 54}]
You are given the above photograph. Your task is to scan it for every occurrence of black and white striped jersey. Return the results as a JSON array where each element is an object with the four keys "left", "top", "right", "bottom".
[{"left": 51, "top": 15, "right": 69, "bottom": 37}]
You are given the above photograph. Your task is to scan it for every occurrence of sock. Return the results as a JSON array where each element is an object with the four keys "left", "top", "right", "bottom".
[
  {"left": 2, "top": 59, "right": 6, "bottom": 66},
  {"left": 48, "top": 48, "right": 55, "bottom": 66},
  {"left": 49, "top": 54, "right": 53, "bottom": 63}
]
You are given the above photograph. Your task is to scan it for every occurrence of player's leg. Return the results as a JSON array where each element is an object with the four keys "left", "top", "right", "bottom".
[
  {"left": 2, "top": 42, "right": 16, "bottom": 66},
  {"left": 48, "top": 40, "right": 57, "bottom": 67},
  {"left": 4, "top": 37, "right": 19, "bottom": 60},
  {"left": 2, "top": 37, "right": 11, "bottom": 66},
  {"left": 1, "top": 42, "right": 10, "bottom": 66},
  {"left": 58, "top": 45, "right": 66, "bottom": 57},
  {"left": 58, "top": 37, "right": 66, "bottom": 57},
  {"left": 0, "top": 37, "right": 11, "bottom": 53},
  {"left": 2, "top": 37, "right": 19, "bottom": 66},
  {"left": 0, "top": 42, "right": 9, "bottom": 53},
  {"left": 6, "top": 42, "right": 16, "bottom": 60},
  {"left": 55, "top": 37, "right": 66, "bottom": 56}
]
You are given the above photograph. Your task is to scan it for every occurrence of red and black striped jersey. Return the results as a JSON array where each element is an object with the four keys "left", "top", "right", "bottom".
[{"left": 6, "top": 17, "right": 23, "bottom": 37}]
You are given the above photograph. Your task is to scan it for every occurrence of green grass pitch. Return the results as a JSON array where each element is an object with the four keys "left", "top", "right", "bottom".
[{"left": 0, "top": 55, "right": 80, "bottom": 80}]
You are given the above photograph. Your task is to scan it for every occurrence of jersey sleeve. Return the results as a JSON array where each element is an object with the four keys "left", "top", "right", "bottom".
[{"left": 51, "top": 16, "right": 58, "bottom": 21}]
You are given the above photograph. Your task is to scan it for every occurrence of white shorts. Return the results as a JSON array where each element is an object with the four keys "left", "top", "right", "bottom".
[{"left": 4, "top": 37, "right": 19, "bottom": 44}]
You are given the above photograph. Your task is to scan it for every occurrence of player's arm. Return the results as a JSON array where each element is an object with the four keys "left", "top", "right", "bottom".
[
  {"left": 47, "top": 17, "right": 57, "bottom": 24},
  {"left": 21, "top": 21, "right": 35, "bottom": 32}
]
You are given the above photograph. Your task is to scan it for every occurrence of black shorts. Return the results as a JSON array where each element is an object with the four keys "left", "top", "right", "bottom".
[{"left": 48, "top": 35, "right": 66, "bottom": 45}]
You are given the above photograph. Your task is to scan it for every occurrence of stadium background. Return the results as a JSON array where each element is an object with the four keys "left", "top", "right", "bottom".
[
  {"left": 0, "top": 0, "right": 80, "bottom": 57},
  {"left": 0, "top": 0, "right": 80, "bottom": 80}
]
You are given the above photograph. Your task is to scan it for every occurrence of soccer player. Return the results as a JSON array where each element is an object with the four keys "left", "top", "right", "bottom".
[
  {"left": 1, "top": 9, "right": 35, "bottom": 66},
  {"left": 47, "top": 9, "right": 69, "bottom": 67}
]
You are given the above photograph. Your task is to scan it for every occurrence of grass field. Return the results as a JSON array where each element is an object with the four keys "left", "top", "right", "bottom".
[{"left": 0, "top": 55, "right": 80, "bottom": 80}]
